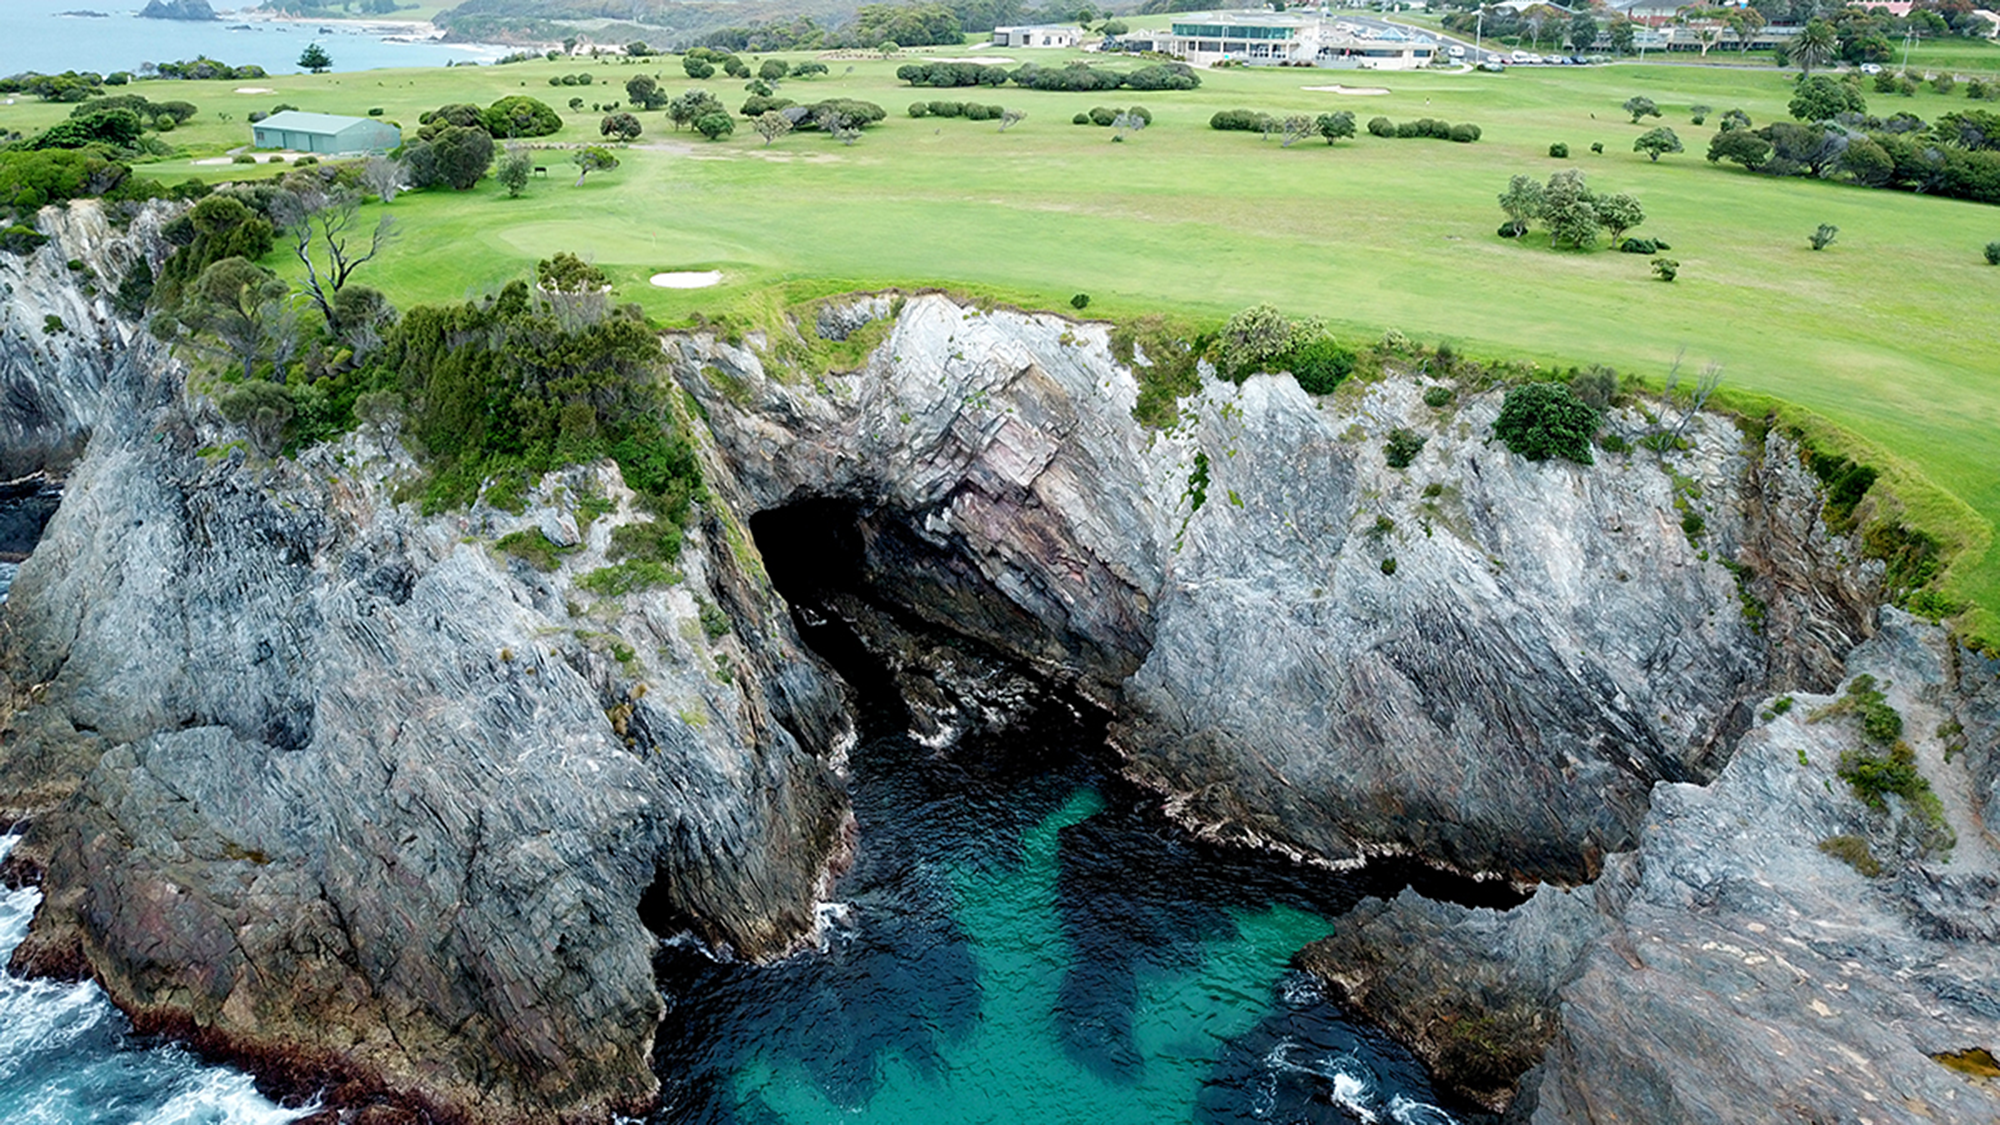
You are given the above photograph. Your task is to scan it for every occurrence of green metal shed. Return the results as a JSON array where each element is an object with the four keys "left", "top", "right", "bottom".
[{"left": 249, "top": 111, "right": 401, "bottom": 155}]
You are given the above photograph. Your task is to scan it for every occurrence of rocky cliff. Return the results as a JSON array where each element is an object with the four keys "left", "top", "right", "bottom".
[
  {"left": 0, "top": 204, "right": 852, "bottom": 1123},
  {"left": 680, "top": 294, "right": 1870, "bottom": 885},
  {"left": 1302, "top": 608, "right": 2000, "bottom": 1120},
  {"left": 0, "top": 251, "right": 1931, "bottom": 1124}
]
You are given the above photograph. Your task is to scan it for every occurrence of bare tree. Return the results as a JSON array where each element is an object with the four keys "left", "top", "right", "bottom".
[
  {"left": 1112, "top": 110, "right": 1148, "bottom": 142},
  {"left": 1279, "top": 114, "right": 1314, "bottom": 147},
  {"left": 1649, "top": 349, "right": 1723, "bottom": 449},
  {"left": 276, "top": 185, "right": 397, "bottom": 332},
  {"left": 999, "top": 108, "right": 1026, "bottom": 132},
  {"left": 360, "top": 155, "right": 403, "bottom": 204}
]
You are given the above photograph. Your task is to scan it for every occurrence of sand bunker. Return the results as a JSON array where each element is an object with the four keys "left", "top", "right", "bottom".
[
  {"left": 234, "top": 86, "right": 276, "bottom": 94},
  {"left": 650, "top": 271, "right": 724, "bottom": 289},
  {"left": 1301, "top": 84, "right": 1391, "bottom": 95}
]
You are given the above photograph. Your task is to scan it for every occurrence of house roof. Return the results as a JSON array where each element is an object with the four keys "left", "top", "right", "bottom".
[{"left": 253, "top": 110, "right": 380, "bottom": 134}]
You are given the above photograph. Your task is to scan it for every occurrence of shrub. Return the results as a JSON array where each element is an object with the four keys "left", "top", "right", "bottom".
[
  {"left": 1550, "top": 141, "right": 1569, "bottom": 158},
  {"left": 1073, "top": 112, "right": 1091, "bottom": 125},
  {"left": 496, "top": 528, "right": 566, "bottom": 572},
  {"left": 1449, "top": 123, "right": 1480, "bottom": 143},
  {"left": 1283, "top": 335, "right": 1354, "bottom": 395},
  {"left": 1817, "top": 834, "right": 1883, "bottom": 878},
  {"left": 1380, "top": 557, "right": 1398, "bottom": 576},
  {"left": 232, "top": 153, "right": 257, "bottom": 164},
  {"left": 1590, "top": 141, "right": 1603, "bottom": 154},
  {"left": 1932, "top": 73, "right": 1956, "bottom": 95},
  {"left": 909, "top": 102, "right": 929, "bottom": 118},
  {"left": 1809, "top": 223, "right": 1838, "bottom": 251},
  {"left": 1070, "top": 292, "right": 1090, "bottom": 309},
  {"left": 1367, "top": 115, "right": 1394, "bottom": 137},
  {"left": 1984, "top": 240, "right": 1999, "bottom": 265},
  {"left": 1618, "top": 237, "right": 1658, "bottom": 254},
  {"left": 1422, "top": 386, "right": 1454, "bottom": 408},
  {"left": 1492, "top": 382, "right": 1598, "bottom": 464},
  {"left": 1384, "top": 427, "right": 1426, "bottom": 469},
  {"left": 482, "top": 95, "right": 563, "bottom": 139},
  {"left": 1651, "top": 257, "right": 1678, "bottom": 281},
  {"left": 368, "top": 107, "right": 384, "bottom": 116},
  {"left": 1089, "top": 105, "right": 1117, "bottom": 126}
]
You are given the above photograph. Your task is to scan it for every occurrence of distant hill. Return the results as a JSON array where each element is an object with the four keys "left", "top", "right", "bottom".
[{"left": 139, "top": 0, "right": 218, "bottom": 18}]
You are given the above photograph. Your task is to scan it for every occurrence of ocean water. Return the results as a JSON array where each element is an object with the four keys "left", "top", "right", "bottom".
[
  {"left": 653, "top": 716, "right": 1460, "bottom": 1125},
  {"left": 0, "top": 835, "right": 313, "bottom": 1124},
  {"left": 4, "top": 1, "right": 512, "bottom": 78},
  {"left": 0, "top": 562, "right": 15, "bottom": 605}
]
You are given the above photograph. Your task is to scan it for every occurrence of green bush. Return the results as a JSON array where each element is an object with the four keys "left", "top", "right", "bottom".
[
  {"left": 1651, "top": 257, "right": 1679, "bottom": 282},
  {"left": 1384, "top": 427, "right": 1426, "bottom": 469},
  {"left": 1422, "top": 386, "right": 1454, "bottom": 408},
  {"left": 1380, "top": 557, "right": 1397, "bottom": 576},
  {"left": 1089, "top": 105, "right": 1117, "bottom": 126},
  {"left": 1367, "top": 116, "right": 1394, "bottom": 137},
  {"left": 1817, "top": 834, "right": 1883, "bottom": 877},
  {"left": 909, "top": 102, "right": 929, "bottom": 118},
  {"left": 1070, "top": 292, "right": 1090, "bottom": 309},
  {"left": 1283, "top": 335, "right": 1353, "bottom": 395},
  {"left": 496, "top": 528, "right": 566, "bottom": 572},
  {"left": 1549, "top": 141, "right": 1569, "bottom": 158},
  {"left": 1073, "top": 112, "right": 1091, "bottom": 125},
  {"left": 1985, "top": 240, "right": 2000, "bottom": 265},
  {"left": 1492, "top": 382, "right": 1598, "bottom": 464}
]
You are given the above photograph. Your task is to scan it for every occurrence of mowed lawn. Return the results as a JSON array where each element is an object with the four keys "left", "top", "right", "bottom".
[{"left": 8, "top": 49, "right": 2000, "bottom": 633}]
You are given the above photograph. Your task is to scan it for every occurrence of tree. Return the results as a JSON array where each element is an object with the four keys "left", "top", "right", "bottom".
[
  {"left": 274, "top": 185, "right": 397, "bottom": 331},
  {"left": 1723, "top": 7, "right": 1765, "bottom": 52},
  {"left": 533, "top": 251, "right": 612, "bottom": 330},
  {"left": 1634, "top": 126, "right": 1684, "bottom": 161},
  {"left": 814, "top": 106, "right": 859, "bottom": 145},
  {"left": 999, "top": 108, "right": 1026, "bottom": 132},
  {"left": 1279, "top": 114, "right": 1314, "bottom": 147},
  {"left": 758, "top": 59, "right": 789, "bottom": 83},
  {"left": 1607, "top": 18, "right": 1636, "bottom": 54},
  {"left": 1216, "top": 303, "right": 1293, "bottom": 379},
  {"left": 186, "top": 256, "right": 288, "bottom": 380},
  {"left": 497, "top": 145, "right": 533, "bottom": 197},
  {"left": 1623, "top": 96, "right": 1660, "bottom": 124},
  {"left": 1596, "top": 192, "right": 1644, "bottom": 241},
  {"left": 1315, "top": 111, "right": 1356, "bottom": 144},
  {"left": 754, "top": 110, "right": 793, "bottom": 146},
  {"left": 1809, "top": 222, "right": 1838, "bottom": 250},
  {"left": 483, "top": 95, "right": 562, "bottom": 139},
  {"left": 1793, "top": 19, "right": 1837, "bottom": 74},
  {"left": 625, "top": 75, "right": 667, "bottom": 110},
  {"left": 669, "top": 89, "right": 722, "bottom": 131},
  {"left": 1719, "top": 108, "right": 1751, "bottom": 132},
  {"left": 1568, "top": 10, "right": 1599, "bottom": 50},
  {"left": 1111, "top": 109, "right": 1147, "bottom": 141},
  {"left": 360, "top": 154, "right": 402, "bottom": 204},
  {"left": 695, "top": 111, "right": 735, "bottom": 141},
  {"left": 405, "top": 125, "right": 492, "bottom": 190},
  {"left": 298, "top": 42, "right": 332, "bottom": 74},
  {"left": 600, "top": 111, "right": 642, "bottom": 141},
  {"left": 1707, "top": 127, "right": 1772, "bottom": 169},
  {"left": 1542, "top": 169, "right": 1599, "bottom": 250},
  {"left": 1789, "top": 74, "right": 1864, "bottom": 122},
  {"left": 1493, "top": 382, "right": 1598, "bottom": 463},
  {"left": 572, "top": 146, "right": 620, "bottom": 185},
  {"left": 1498, "top": 173, "right": 1545, "bottom": 237},
  {"left": 683, "top": 57, "right": 715, "bottom": 80},
  {"left": 217, "top": 380, "right": 295, "bottom": 458},
  {"left": 1689, "top": 104, "right": 1711, "bottom": 125}
]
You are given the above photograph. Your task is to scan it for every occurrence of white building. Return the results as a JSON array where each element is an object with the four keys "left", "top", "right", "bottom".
[
  {"left": 991, "top": 24, "right": 1084, "bottom": 48},
  {"left": 1117, "top": 10, "right": 1438, "bottom": 69}
]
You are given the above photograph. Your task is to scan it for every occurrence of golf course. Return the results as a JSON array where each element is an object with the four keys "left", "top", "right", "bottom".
[{"left": 6, "top": 40, "right": 1998, "bottom": 638}]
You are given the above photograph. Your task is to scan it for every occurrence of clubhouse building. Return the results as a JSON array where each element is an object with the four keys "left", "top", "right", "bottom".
[{"left": 1115, "top": 11, "right": 1439, "bottom": 69}]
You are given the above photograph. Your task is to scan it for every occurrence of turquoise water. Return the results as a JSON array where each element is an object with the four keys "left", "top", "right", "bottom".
[
  {"left": 653, "top": 720, "right": 1458, "bottom": 1125},
  {"left": 4, "top": 1, "right": 511, "bottom": 78}
]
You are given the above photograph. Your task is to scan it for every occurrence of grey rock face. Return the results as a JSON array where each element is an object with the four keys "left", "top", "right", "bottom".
[
  {"left": 0, "top": 201, "right": 171, "bottom": 480},
  {"left": 1304, "top": 609, "right": 2000, "bottom": 1121},
  {"left": 681, "top": 294, "right": 1846, "bottom": 883},
  {"left": 1, "top": 367, "right": 850, "bottom": 1117}
]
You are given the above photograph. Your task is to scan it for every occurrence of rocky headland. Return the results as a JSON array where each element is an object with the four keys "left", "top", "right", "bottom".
[{"left": 0, "top": 201, "right": 1991, "bottom": 1122}]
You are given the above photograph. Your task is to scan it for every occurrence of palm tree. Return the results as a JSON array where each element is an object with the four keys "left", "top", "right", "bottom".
[{"left": 1793, "top": 18, "right": 1837, "bottom": 74}]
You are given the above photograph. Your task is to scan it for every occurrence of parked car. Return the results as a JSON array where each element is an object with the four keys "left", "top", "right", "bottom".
[
  {"left": 1860, "top": 62, "right": 1883, "bottom": 75},
  {"left": 1447, "top": 44, "right": 1466, "bottom": 58}
]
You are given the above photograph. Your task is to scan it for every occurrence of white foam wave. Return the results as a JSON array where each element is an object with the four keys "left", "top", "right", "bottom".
[{"left": 144, "top": 1068, "right": 318, "bottom": 1125}]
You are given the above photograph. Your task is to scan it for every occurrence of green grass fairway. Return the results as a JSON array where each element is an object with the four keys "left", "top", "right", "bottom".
[{"left": 9, "top": 51, "right": 2000, "bottom": 637}]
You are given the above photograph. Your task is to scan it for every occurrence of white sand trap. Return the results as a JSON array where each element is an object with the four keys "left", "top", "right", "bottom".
[
  {"left": 234, "top": 86, "right": 276, "bottom": 94},
  {"left": 1302, "top": 84, "right": 1391, "bottom": 95},
  {"left": 650, "top": 271, "right": 724, "bottom": 289}
]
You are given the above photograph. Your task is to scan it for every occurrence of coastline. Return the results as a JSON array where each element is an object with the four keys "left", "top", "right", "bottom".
[{"left": 233, "top": 11, "right": 445, "bottom": 41}]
